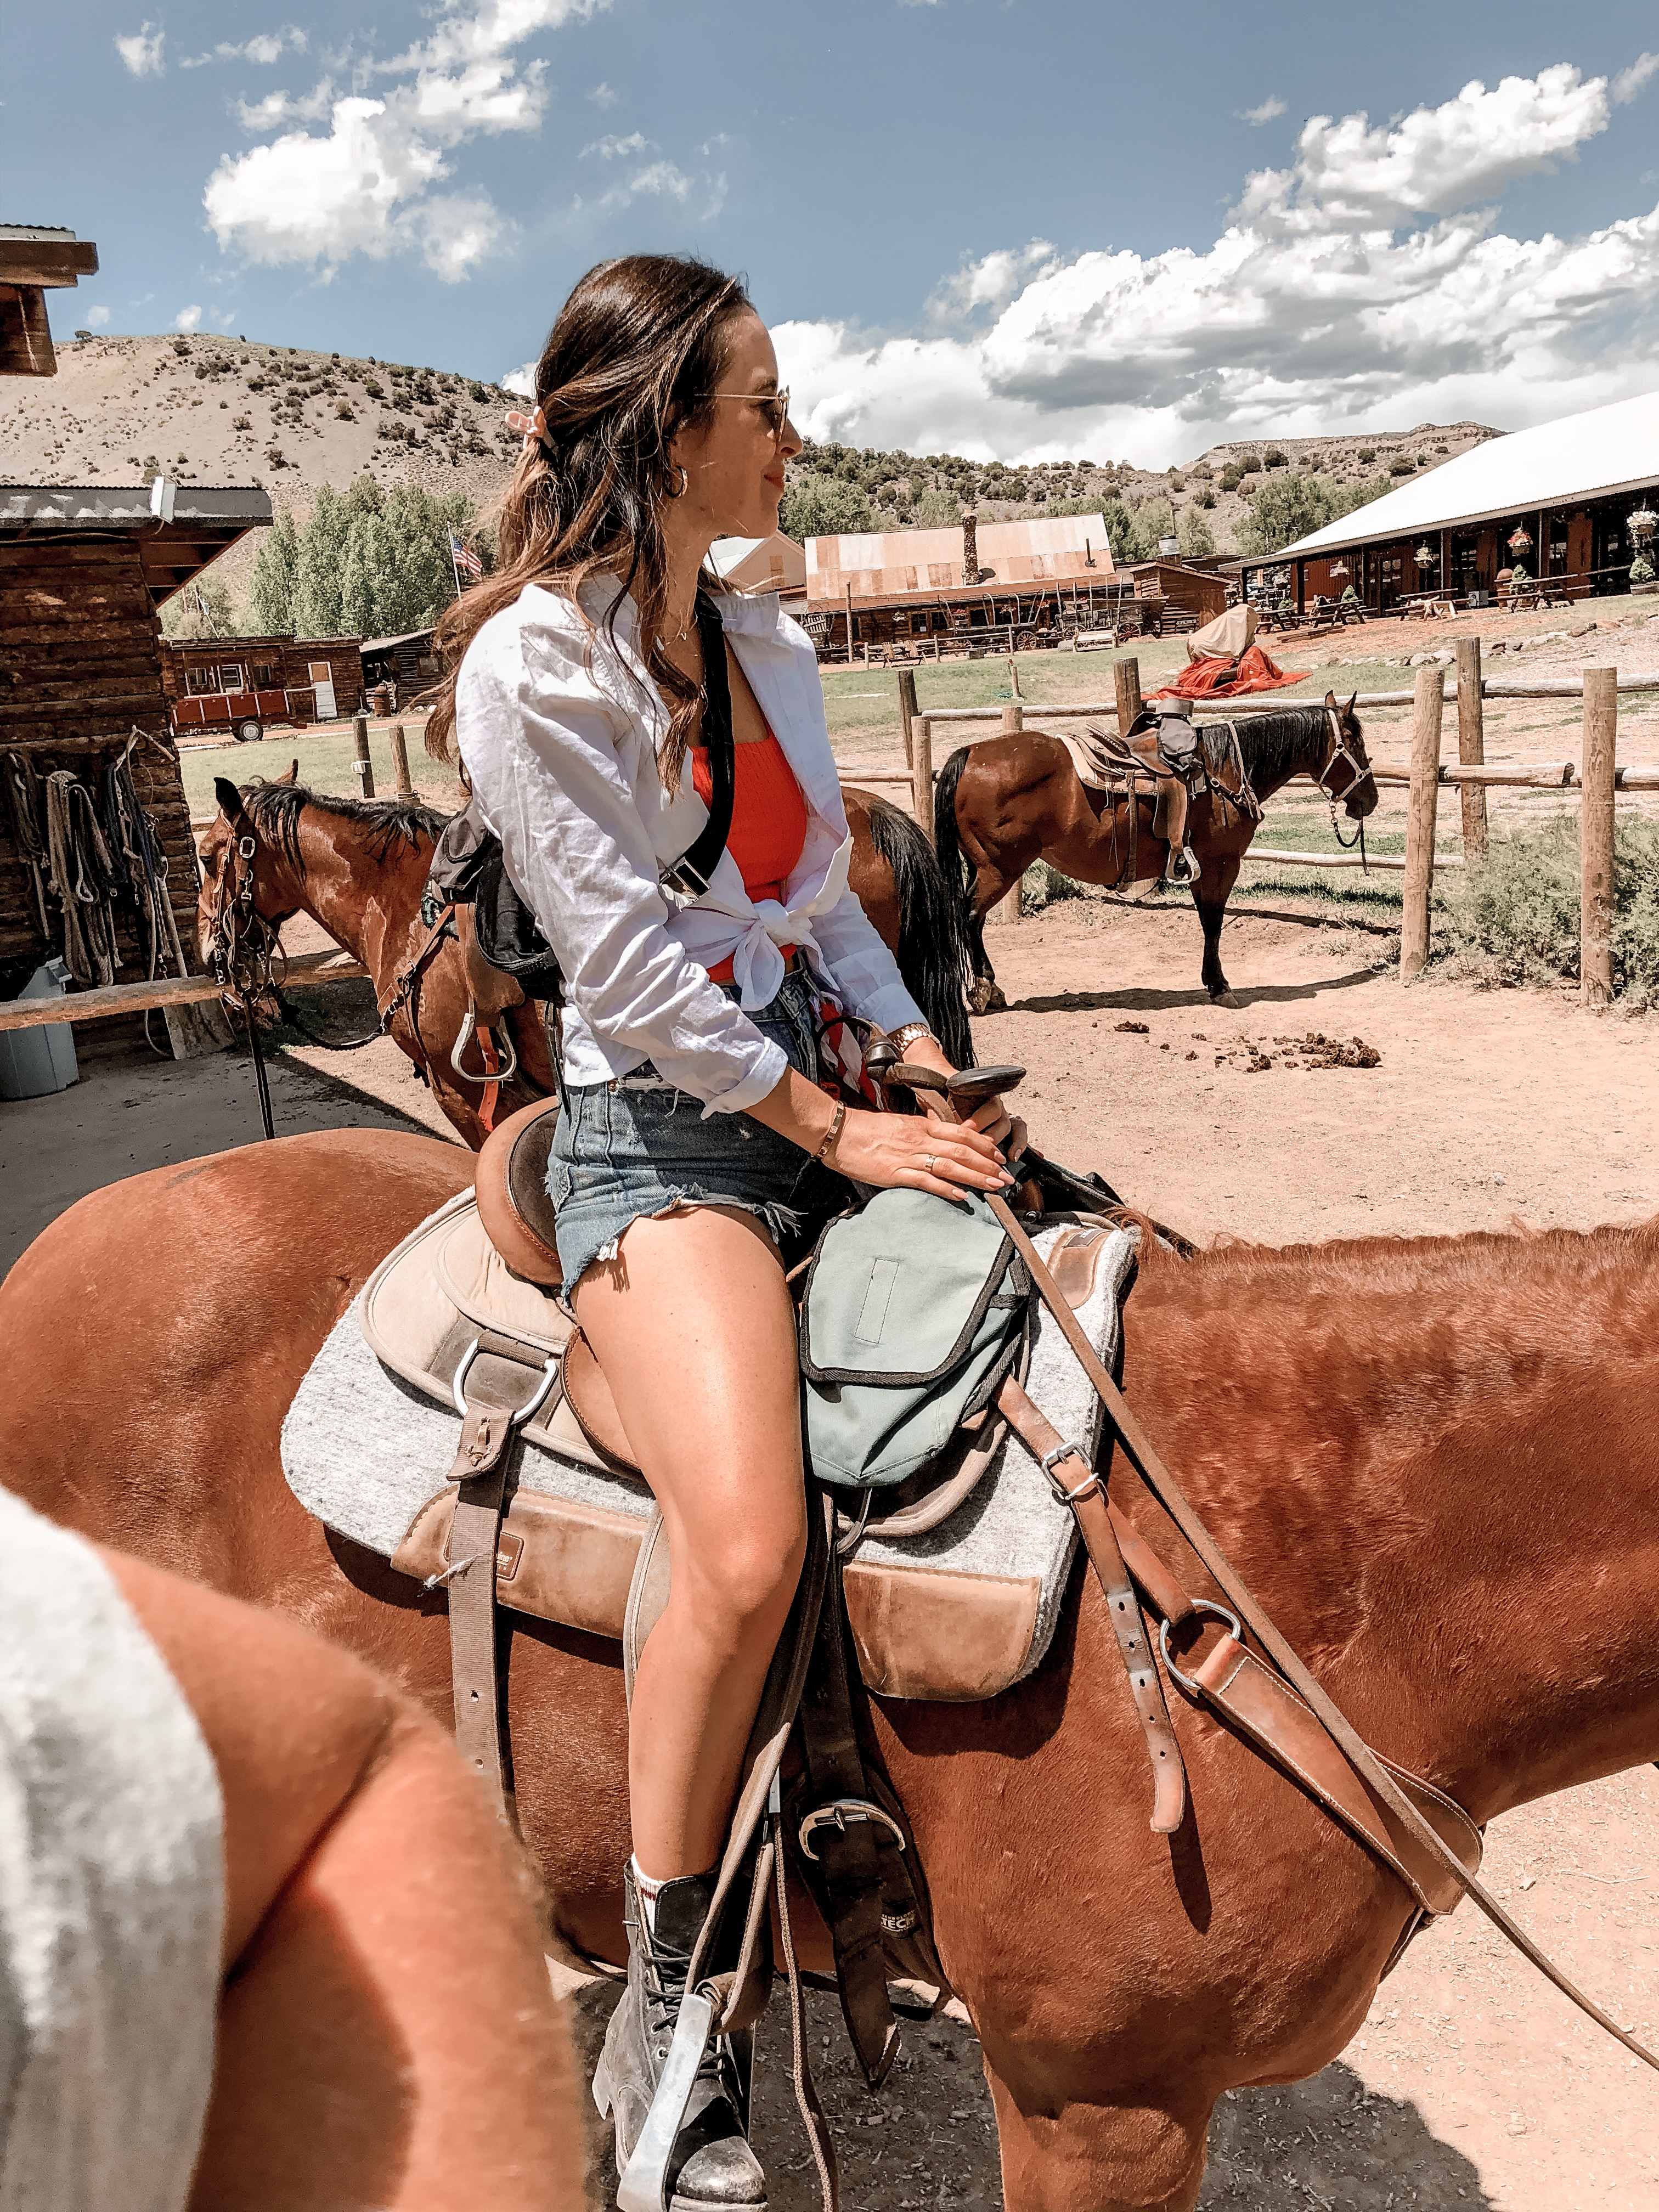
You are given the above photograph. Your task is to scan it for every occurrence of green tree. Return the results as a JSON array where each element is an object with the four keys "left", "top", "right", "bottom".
[
  {"left": 291, "top": 484, "right": 351, "bottom": 636},
  {"left": 1238, "top": 472, "right": 1386, "bottom": 555},
  {"left": 778, "top": 475, "right": 873, "bottom": 540},
  {"left": 247, "top": 507, "right": 300, "bottom": 633},
  {"left": 1177, "top": 506, "right": 1215, "bottom": 559},
  {"left": 160, "top": 569, "right": 242, "bottom": 639}
]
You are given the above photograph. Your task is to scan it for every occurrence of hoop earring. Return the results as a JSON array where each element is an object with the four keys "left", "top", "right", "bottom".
[{"left": 668, "top": 464, "right": 689, "bottom": 498}]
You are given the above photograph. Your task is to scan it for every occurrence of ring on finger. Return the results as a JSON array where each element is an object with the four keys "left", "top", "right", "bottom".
[{"left": 923, "top": 1154, "right": 936, "bottom": 1173}]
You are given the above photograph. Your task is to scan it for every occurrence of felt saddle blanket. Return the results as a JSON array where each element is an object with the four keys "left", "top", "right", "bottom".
[{"left": 280, "top": 1194, "right": 1137, "bottom": 1703}]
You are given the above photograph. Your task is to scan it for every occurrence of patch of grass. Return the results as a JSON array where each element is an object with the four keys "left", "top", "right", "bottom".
[
  {"left": 1019, "top": 860, "right": 1098, "bottom": 911},
  {"left": 1430, "top": 815, "right": 1659, "bottom": 1005},
  {"left": 177, "top": 720, "right": 464, "bottom": 819}
]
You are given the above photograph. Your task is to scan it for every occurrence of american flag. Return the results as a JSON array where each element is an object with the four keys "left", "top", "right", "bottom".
[{"left": 449, "top": 532, "right": 484, "bottom": 580}]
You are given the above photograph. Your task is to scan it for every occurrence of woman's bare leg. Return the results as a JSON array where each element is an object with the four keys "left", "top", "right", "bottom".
[{"left": 573, "top": 1204, "right": 806, "bottom": 1877}]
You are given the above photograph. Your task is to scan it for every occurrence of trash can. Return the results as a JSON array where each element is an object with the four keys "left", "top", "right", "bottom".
[{"left": 0, "top": 958, "right": 80, "bottom": 1101}]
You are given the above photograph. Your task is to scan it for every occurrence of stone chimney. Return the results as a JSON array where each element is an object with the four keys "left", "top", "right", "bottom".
[{"left": 961, "top": 507, "right": 979, "bottom": 588}]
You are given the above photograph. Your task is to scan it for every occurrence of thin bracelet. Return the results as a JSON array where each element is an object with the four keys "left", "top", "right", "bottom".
[{"left": 812, "top": 1099, "right": 846, "bottom": 1161}]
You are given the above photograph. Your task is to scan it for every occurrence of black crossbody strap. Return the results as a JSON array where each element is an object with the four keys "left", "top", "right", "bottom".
[{"left": 659, "top": 591, "right": 737, "bottom": 898}]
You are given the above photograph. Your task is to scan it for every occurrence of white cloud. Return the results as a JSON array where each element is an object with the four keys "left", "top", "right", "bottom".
[
  {"left": 115, "top": 22, "right": 164, "bottom": 76},
  {"left": 582, "top": 129, "right": 650, "bottom": 158},
  {"left": 86, "top": 305, "right": 110, "bottom": 329},
  {"left": 503, "top": 360, "right": 535, "bottom": 396},
  {"left": 1613, "top": 53, "right": 1659, "bottom": 105},
  {"left": 1240, "top": 96, "right": 1285, "bottom": 125},
  {"left": 174, "top": 304, "right": 202, "bottom": 332},
  {"left": 586, "top": 80, "right": 618, "bottom": 107},
  {"left": 622, "top": 160, "right": 688, "bottom": 198},
  {"left": 775, "top": 60, "right": 1659, "bottom": 465},
  {"left": 182, "top": 27, "right": 308, "bottom": 69},
  {"left": 204, "top": 0, "right": 610, "bottom": 281}
]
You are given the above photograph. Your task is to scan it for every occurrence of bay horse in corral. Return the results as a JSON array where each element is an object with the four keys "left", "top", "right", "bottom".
[
  {"left": 933, "top": 695, "right": 1378, "bottom": 1012},
  {"left": 196, "top": 769, "right": 974, "bottom": 1149},
  {"left": 6, "top": 1129, "right": 1658, "bottom": 2209}
]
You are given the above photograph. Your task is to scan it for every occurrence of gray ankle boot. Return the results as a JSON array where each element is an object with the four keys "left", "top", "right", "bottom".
[{"left": 593, "top": 1865, "right": 768, "bottom": 2211}]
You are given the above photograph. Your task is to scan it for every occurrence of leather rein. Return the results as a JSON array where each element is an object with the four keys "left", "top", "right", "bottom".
[{"left": 1317, "top": 702, "right": 1376, "bottom": 859}]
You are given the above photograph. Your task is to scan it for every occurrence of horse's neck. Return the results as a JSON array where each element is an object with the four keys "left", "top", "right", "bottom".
[
  {"left": 1246, "top": 716, "right": 1325, "bottom": 802},
  {"left": 285, "top": 812, "right": 431, "bottom": 989},
  {"left": 1128, "top": 1228, "right": 1659, "bottom": 1825}
]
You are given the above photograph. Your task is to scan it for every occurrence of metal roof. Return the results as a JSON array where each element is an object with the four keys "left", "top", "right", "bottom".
[
  {"left": 709, "top": 532, "right": 806, "bottom": 592},
  {"left": 0, "top": 486, "right": 271, "bottom": 527},
  {"left": 1278, "top": 390, "right": 1659, "bottom": 560},
  {"left": 806, "top": 513, "right": 1114, "bottom": 607}
]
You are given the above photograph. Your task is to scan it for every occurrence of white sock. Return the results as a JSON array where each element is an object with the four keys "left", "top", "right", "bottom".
[{"left": 631, "top": 1855, "right": 666, "bottom": 1935}]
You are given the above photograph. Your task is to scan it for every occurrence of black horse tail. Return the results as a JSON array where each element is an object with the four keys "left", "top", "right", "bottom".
[
  {"left": 865, "top": 793, "right": 975, "bottom": 1070},
  {"left": 932, "top": 745, "right": 974, "bottom": 918}
]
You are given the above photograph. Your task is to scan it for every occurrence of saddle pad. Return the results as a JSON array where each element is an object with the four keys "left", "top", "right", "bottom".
[{"left": 279, "top": 1201, "right": 1135, "bottom": 1701}]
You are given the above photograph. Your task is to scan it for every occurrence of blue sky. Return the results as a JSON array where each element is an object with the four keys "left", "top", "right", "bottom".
[{"left": 8, "top": 2, "right": 1659, "bottom": 462}]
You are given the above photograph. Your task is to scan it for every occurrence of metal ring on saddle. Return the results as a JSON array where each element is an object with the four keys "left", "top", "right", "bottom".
[
  {"left": 797, "top": 1797, "right": 907, "bottom": 1861},
  {"left": 1158, "top": 1599, "right": 1244, "bottom": 1694},
  {"left": 1041, "top": 1437, "right": 1102, "bottom": 1504},
  {"left": 450, "top": 1336, "right": 560, "bottom": 1425}
]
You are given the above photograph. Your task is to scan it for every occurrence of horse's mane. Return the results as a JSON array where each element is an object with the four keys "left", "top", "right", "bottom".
[
  {"left": 1216, "top": 707, "right": 1332, "bottom": 786},
  {"left": 244, "top": 780, "right": 452, "bottom": 874}
]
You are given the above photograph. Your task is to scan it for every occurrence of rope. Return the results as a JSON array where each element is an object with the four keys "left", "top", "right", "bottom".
[
  {"left": 101, "top": 745, "right": 189, "bottom": 1053},
  {"left": 43, "top": 770, "right": 121, "bottom": 987},
  {"left": 1, "top": 751, "right": 51, "bottom": 942}
]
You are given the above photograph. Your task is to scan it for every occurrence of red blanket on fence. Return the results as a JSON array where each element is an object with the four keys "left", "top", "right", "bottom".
[{"left": 1148, "top": 644, "right": 1308, "bottom": 701}]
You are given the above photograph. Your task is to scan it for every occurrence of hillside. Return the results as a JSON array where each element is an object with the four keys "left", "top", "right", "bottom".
[
  {"left": 0, "top": 331, "right": 521, "bottom": 614},
  {"left": 0, "top": 331, "right": 1504, "bottom": 615}
]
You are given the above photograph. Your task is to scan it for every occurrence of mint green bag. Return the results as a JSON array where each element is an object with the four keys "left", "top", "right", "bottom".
[{"left": 798, "top": 1189, "right": 1032, "bottom": 1489}]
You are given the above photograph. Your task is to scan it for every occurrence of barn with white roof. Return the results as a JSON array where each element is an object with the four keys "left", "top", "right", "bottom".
[{"left": 1253, "top": 389, "right": 1659, "bottom": 616}]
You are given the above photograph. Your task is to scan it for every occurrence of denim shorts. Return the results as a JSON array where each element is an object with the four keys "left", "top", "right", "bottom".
[{"left": 548, "top": 970, "right": 853, "bottom": 1296}]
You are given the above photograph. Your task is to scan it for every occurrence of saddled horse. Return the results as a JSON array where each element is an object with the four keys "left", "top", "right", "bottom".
[
  {"left": 5, "top": 1129, "right": 1656, "bottom": 2209},
  {"left": 199, "top": 770, "right": 974, "bottom": 1149},
  {"left": 933, "top": 695, "right": 1378, "bottom": 1012}
]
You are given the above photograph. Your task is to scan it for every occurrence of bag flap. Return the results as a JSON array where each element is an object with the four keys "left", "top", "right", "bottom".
[{"left": 799, "top": 1189, "right": 1021, "bottom": 1387}]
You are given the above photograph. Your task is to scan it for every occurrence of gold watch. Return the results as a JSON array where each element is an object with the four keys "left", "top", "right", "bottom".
[{"left": 887, "top": 1022, "right": 935, "bottom": 1055}]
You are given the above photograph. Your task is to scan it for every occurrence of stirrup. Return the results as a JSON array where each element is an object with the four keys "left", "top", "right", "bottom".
[
  {"left": 1167, "top": 844, "right": 1201, "bottom": 888},
  {"left": 614, "top": 1988, "right": 718, "bottom": 2212}
]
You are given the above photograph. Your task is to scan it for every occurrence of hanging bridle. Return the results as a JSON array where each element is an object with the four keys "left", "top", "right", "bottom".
[{"left": 1315, "top": 702, "right": 1376, "bottom": 862}]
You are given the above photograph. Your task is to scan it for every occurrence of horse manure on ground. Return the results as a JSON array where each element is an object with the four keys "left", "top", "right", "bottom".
[
  {"left": 1115, "top": 1020, "right": 1150, "bottom": 1034},
  {"left": 1212, "top": 1032, "right": 1381, "bottom": 1072}
]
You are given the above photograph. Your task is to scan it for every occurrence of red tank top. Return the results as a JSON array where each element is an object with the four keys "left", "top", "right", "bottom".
[{"left": 691, "top": 728, "right": 808, "bottom": 895}]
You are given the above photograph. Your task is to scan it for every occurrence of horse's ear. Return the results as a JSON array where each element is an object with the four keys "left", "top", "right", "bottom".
[
  {"left": 1345, "top": 692, "right": 1358, "bottom": 718},
  {"left": 213, "top": 776, "right": 247, "bottom": 825},
  {"left": 1324, "top": 689, "right": 1338, "bottom": 710},
  {"left": 275, "top": 759, "right": 298, "bottom": 786}
]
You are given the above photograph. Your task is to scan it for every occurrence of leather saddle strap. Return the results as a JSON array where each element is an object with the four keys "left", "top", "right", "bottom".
[
  {"left": 975, "top": 1181, "right": 1659, "bottom": 2074},
  {"left": 997, "top": 1376, "right": 1187, "bottom": 1835},
  {"left": 444, "top": 1403, "right": 519, "bottom": 1821},
  {"left": 794, "top": 1542, "right": 904, "bottom": 2090}
]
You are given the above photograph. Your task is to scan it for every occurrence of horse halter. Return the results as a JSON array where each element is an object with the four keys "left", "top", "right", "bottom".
[
  {"left": 1316, "top": 703, "right": 1376, "bottom": 855},
  {"left": 205, "top": 824, "right": 283, "bottom": 1014}
]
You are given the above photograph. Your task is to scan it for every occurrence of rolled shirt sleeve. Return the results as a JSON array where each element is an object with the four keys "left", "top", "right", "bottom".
[{"left": 456, "top": 616, "right": 788, "bottom": 1113}]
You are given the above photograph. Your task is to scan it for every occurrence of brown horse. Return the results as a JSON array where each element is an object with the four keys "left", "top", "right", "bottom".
[
  {"left": 196, "top": 771, "right": 974, "bottom": 1148},
  {"left": 5, "top": 1130, "right": 1656, "bottom": 2209},
  {"left": 933, "top": 695, "right": 1378, "bottom": 1012}
]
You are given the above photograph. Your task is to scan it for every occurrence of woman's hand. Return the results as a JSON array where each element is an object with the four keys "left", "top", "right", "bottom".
[
  {"left": 826, "top": 1102, "right": 1013, "bottom": 1203},
  {"left": 887, "top": 1035, "right": 1025, "bottom": 1157}
]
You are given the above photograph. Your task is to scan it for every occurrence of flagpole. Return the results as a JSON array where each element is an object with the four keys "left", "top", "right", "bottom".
[{"left": 449, "top": 536, "right": 465, "bottom": 603}]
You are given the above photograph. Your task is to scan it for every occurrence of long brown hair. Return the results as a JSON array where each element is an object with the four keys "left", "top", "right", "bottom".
[{"left": 426, "top": 254, "right": 751, "bottom": 787}]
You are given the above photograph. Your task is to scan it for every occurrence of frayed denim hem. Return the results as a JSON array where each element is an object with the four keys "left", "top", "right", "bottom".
[{"left": 555, "top": 1188, "right": 807, "bottom": 1313}]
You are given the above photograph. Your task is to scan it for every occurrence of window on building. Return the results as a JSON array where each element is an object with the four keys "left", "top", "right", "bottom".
[
  {"left": 251, "top": 662, "right": 275, "bottom": 689},
  {"left": 184, "top": 665, "right": 214, "bottom": 695},
  {"left": 218, "top": 664, "right": 245, "bottom": 693}
]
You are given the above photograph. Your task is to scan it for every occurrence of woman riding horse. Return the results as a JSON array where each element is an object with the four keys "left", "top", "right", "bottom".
[{"left": 427, "top": 253, "right": 1020, "bottom": 2207}]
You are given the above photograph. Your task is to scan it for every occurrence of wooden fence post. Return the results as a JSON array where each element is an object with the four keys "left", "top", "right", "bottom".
[
  {"left": 1400, "top": 665, "right": 1443, "bottom": 981},
  {"left": 994, "top": 702, "right": 1025, "bottom": 924},
  {"left": 1455, "top": 635, "right": 1487, "bottom": 861},
  {"left": 1114, "top": 656, "right": 1142, "bottom": 738},
  {"left": 896, "top": 666, "right": 918, "bottom": 771},
  {"left": 389, "top": 722, "right": 414, "bottom": 796},
  {"left": 351, "top": 713, "right": 375, "bottom": 799},
  {"left": 911, "top": 714, "right": 934, "bottom": 848},
  {"left": 1582, "top": 667, "right": 1617, "bottom": 1007}
]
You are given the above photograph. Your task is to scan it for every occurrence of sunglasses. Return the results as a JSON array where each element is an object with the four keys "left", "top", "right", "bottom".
[{"left": 712, "top": 387, "right": 791, "bottom": 441}]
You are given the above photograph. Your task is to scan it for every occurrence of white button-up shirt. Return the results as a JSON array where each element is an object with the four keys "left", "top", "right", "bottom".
[{"left": 455, "top": 578, "right": 925, "bottom": 1111}]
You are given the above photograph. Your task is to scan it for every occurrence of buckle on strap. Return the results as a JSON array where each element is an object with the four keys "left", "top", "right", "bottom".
[
  {"left": 798, "top": 1797, "right": 907, "bottom": 1862},
  {"left": 450, "top": 1336, "right": 559, "bottom": 1425},
  {"left": 1041, "top": 1438, "right": 1102, "bottom": 1505},
  {"left": 1158, "top": 1600, "right": 1243, "bottom": 1695},
  {"left": 659, "top": 851, "right": 714, "bottom": 898}
]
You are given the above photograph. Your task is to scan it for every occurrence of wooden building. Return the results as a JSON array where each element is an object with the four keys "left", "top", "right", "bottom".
[
  {"left": 0, "top": 223, "right": 97, "bottom": 377},
  {"left": 360, "top": 627, "right": 441, "bottom": 704},
  {"left": 160, "top": 632, "right": 363, "bottom": 736},
  {"left": 1256, "top": 391, "right": 1659, "bottom": 615},
  {"left": 803, "top": 512, "right": 1121, "bottom": 657},
  {"left": 0, "top": 485, "right": 269, "bottom": 1035}
]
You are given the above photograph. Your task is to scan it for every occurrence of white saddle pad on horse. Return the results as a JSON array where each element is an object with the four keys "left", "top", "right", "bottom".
[{"left": 280, "top": 1194, "right": 1135, "bottom": 1702}]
